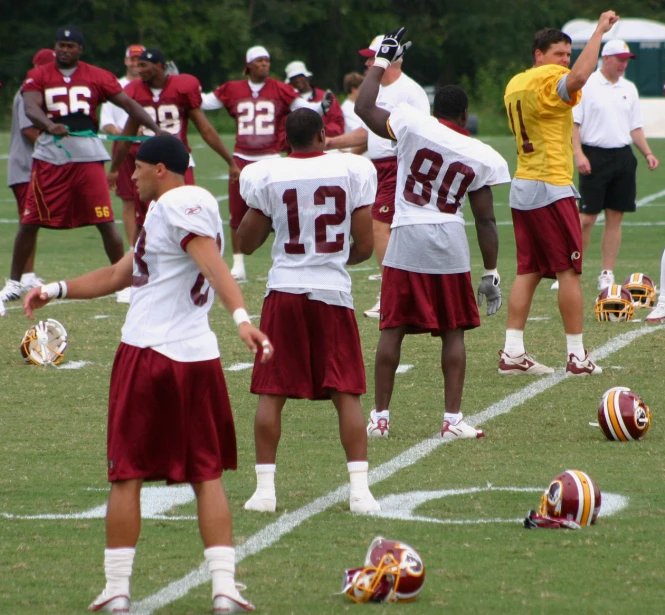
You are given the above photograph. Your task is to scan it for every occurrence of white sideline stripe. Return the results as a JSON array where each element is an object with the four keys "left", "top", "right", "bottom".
[
  {"left": 132, "top": 324, "right": 663, "bottom": 615},
  {"left": 226, "top": 362, "right": 254, "bottom": 372},
  {"left": 396, "top": 363, "right": 414, "bottom": 374},
  {"left": 58, "top": 360, "right": 93, "bottom": 370},
  {"left": 215, "top": 195, "right": 229, "bottom": 202},
  {"left": 596, "top": 188, "right": 665, "bottom": 224},
  {"left": 4, "top": 296, "right": 110, "bottom": 313}
]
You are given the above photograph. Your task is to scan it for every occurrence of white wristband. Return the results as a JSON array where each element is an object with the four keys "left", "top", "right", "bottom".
[
  {"left": 232, "top": 308, "right": 250, "bottom": 327},
  {"left": 41, "top": 281, "right": 68, "bottom": 299},
  {"left": 373, "top": 57, "right": 391, "bottom": 70},
  {"left": 483, "top": 269, "right": 499, "bottom": 278}
]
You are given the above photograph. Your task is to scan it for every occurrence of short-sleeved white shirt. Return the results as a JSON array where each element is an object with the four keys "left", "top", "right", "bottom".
[
  {"left": 367, "top": 73, "right": 430, "bottom": 160},
  {"left": 100, "top": 76, "right": 130, "bottom": 131},
  {"left": 240, "top": 152, "right": 377, "bottom": 294},
  {"left": 341, "top": 98, "right": 362, "bottom": 133},
  {"left": 121, "top": 185, "right": 225, "bottom": 362},
  {"left": 573, "top": 71, "right": 642, "bottom": 148}
]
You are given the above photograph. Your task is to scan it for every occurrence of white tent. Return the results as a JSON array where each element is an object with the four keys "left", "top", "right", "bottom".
[{"left": 562, "top": 17, "right": 665, "bottom": 43}]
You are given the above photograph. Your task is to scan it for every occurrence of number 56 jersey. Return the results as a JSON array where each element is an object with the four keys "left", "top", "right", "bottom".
[
  {"left": 387, "top": 103, "right": 510, "bottom": 229},
  {"left": 121, "top": 185, "right": 225, "bottom": 362},
  {"left": 240, "top": 152, "right": 377, "bottom": 293}
]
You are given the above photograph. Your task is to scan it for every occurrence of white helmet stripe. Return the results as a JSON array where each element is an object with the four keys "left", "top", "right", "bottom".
[
  {"left": 614, "top": 395, "right": 635, "bottom": 441},
  {"left": 567, "top": 470, "right": 585, "bottom": 524}
]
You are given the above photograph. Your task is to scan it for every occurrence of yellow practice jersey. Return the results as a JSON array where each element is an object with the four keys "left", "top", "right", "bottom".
[{"left": 504, "top": 64, "right": 581, "bottom": 185}]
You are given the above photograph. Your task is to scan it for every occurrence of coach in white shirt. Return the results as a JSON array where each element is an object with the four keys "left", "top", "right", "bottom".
[{"left": 573, "top": 39, "right": 659, "bottom": 291}]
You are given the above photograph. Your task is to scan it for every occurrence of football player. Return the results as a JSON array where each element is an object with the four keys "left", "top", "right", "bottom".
[
  {"left": 355, "top": 29, "right": 509, "bottom": 439},
  {"left": 237, "top": 108, "right": 380, "bottom": 514},
  {"left": 1, "top": 26, "right": 163, "bottom": 304},
  {"left": 646, "top": 248, "right": 665, "bottom": 322},
  {"left": 24, "top": 135, "right": 271, "bottom": 614},
  {"left": 201, "top": 46, "right": 333, "bottom": 281},
  {"left": 499, "top": 12, "right": 618, "bottom": 376},
  {"left": 108, "top": 48, "right": 238, "bottom": 240}
]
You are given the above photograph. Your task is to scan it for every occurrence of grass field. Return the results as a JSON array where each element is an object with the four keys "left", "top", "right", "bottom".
[{"left": 1, "top": 132, "right": 664, "bottom": 615}]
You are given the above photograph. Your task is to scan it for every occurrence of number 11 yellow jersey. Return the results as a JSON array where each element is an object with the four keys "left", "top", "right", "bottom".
[{"left": 504, "top": 64, "right": 582, "bottom": 186}]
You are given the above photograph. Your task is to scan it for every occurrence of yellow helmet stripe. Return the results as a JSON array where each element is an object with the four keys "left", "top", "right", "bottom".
[
  {"left": 631, "top": 273, "right": 641, "bottom": 284},
  {"left": 571, "top": 470, "right": 592, "bottom": 526},
  {"left": 607, "top": 390, "right": 629, "bottom": 441}
]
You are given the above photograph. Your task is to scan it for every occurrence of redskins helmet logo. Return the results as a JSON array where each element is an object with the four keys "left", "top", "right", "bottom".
[
  {"left": 598, "top": 387, "right": 651, "bottom": 441},
  {"left": 379, "top": 205, "right": 390, "bottom": 214}
]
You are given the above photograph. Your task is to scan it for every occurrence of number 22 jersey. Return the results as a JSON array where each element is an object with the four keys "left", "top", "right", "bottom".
[{"left": 121, "top": 185, "right": 225, "bottom": 362}]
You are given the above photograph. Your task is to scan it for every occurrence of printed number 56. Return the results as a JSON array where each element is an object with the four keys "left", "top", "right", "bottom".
[{"left": 95, "top": 206, "right": 111, "bottom": 217}]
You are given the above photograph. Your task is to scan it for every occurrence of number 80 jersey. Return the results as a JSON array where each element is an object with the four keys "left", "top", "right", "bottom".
[
  {"left": 388, "top": 103, "right": 510, "bottom": 228},
  {"left": 121, "top": 186, "right": 225, "bottom": 362}
]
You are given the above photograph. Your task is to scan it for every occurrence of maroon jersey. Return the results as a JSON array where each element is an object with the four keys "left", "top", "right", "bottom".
[
  {"left": 213, "top": 78, "right": 299, "bottom": 156},
  {"left": 22, "top": 61, "right": 121, "bottom": 130},
  {"left": 309, "top": 87, "right": 345, "bottom": 138},
  {"left": 124, "top": 74, "right": 202, "bottom": 151}
]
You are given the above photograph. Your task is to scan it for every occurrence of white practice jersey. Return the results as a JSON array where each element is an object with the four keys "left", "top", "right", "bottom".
[
  {"left": 388, "top": 103, "right": 511, "bottom": 228},
  {"left": 121, "top": 185, "right": 225, "bottom": 362},
  {"left": 368, "top": 73, "right": 430, "bottom": 160},
  {"left": 240, "top": 152, "right": 377, "bottom": 293},
  {"left": 100, "top": 76, "right": 130, "bottom": 131}
]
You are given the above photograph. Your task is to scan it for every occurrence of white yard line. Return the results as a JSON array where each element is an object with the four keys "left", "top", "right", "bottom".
[{"left": 132, "top": 324, "right": 663, "bottom": 614}]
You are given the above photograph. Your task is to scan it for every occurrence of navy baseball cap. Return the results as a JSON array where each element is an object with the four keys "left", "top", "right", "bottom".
[
  {"left": 139, "top": 49, "right": 166, "bottom": 65},
  {"left": 56, "top": 26, "right": 84, "bottom": 46}
]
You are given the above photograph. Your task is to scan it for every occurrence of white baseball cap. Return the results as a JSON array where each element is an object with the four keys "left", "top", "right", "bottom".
[
  {"left": 601, "top": 39, "right": 635, "bottom": 59},
  {"left": 285, "top": 60, "right": 312, "bottom": 81},
  {"left": 246, "top": 45, "right": 270, "bottom": 64},
  {"left": 358, "top": 35, "right": 384, "bottom": 57}
]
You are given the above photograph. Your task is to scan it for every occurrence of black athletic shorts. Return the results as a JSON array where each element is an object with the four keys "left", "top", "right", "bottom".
[{"left": 578, "top": 145, "right": 637, "bottom": 215}]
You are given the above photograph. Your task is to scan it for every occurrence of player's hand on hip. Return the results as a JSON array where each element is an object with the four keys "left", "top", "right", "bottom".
[
  {"left": 477, "top": 273, "right": 502, "bottom": 316},
  {"left": 646, "top": 154, "right": 659, "bottom": 170},
  {"left": 23, "top": 287, "right": 52, "bottom": 320},
  {"left": 597, "top": 11, "right": 619, "bottom": 33},
  {"left": 107, "top": 170, "right": 119, "bottom": 190},
  {"left": 47, "top": 123, "right": 69, "bottom": 137},
  {"left": 575, "top": 153, "right": 592, "bottom": 175},
  {"left": 228, "top": 162, "right": 240, "bottom": 182},
  {"left": 239, "top": 323, "right": 274, "bottom": 363}
]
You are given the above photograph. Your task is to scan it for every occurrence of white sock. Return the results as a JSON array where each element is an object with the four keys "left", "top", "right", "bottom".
[
  {"left": 659, "top": 249, "right": 665, "bottom": 303},
  {"left": 104, "top": 547, "right": 135, "bottom": 597},
  {"left": 373, "top": 409, "right": 389, "bottom": 419},
  {"left": 504, "top": 329, "right": 525, "bottom": 356},
  {"left": 233, "top": 254, "right": 244, "bottom": 268},
  {"left": 443, "top": 412, "right": 462, "bottom": 425},
  {"left": 255, "top": 464, "right": 276, "bottom": 494},
  {"left": 20, "top": 273, "right": 36, "bottom": 284},
  {"left": 348, "top": 461, "right": 370, "bottom": 497},
  {"left": 205, "top": 546, "right": 236, "bottom": 599},
  {"left": 566, "top": 334, "right": 585, "bottom": 360},
  {"left": 601, "top": 269, "right": 613, "bottom": 277}
]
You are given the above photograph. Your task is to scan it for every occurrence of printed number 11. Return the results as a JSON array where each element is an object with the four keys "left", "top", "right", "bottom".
[{"left": 509, "top": 100, "right": 534, "bottom": 154}]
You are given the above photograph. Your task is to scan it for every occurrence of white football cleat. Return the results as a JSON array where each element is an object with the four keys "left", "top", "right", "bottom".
[
  {"left": 366, "top": 409, "right": 390, "bottom": 438},
  {"left": 0, "top": 279, "right": 22, "bottom": 302},
  {"left": 231, "top": 265, "right": 247, "bottom": 283},
  {"left": 350, "top": 490, "right": 381, "bottom": 514},
  {"left": 646, "top": 302, "right": 665, "bottom": 323},
  {"left": 498, "top": 350, "right": 554, "bottom": 375},
  {"left": 243, "top": 490, "right": 276, "bottom": 512},
  {"left": 550, "top": 280, "right": 559, "bottom": 290},
  {"left": 0, "top": 298, "right": 5, "bottom": 317},
  {"left": 368, "top": 273, "right": 382, "bottom": 281},
  {"left": 566, "top": 351, "right": 602, "bottom": 376},
  {"left": 440, "top": 414, "right": 485, "bottom": 440},
  {"left": 88, "top": 591, "right": 130, "bottom": 613},
  {"left": 20, "top": 273, "right": 44, "bottom": 291},
  {"left": 116, "top": 287, "right": 131, "bottom": 304},
  {"left": 363, "top": 296, "right": 381, "bottom": 319},
  {"left": 598, "top": 270, "right": 615, "bottom": 291},
  {"left": 213, "top": 589, "right": 255, "bottom": 613}
]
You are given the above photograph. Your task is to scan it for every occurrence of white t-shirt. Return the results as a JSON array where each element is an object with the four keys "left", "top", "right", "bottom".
[
  {"left": 121, "top": 185, "right": 225, "bottom": 362},
  {"left": 341, "top": 98, "right": 362, "bottom": 133},
  {"left": 240, "top": 152, "right": 377, "bottom": 294},
  {"left": 388, "top": 102, "right": 511, "bottom": 228},
  {"left": 100, "top": 76, "right": 130, "bottom": 131},
  {"left": 573, "top": 71, "right": 642, "bottom": 148},
  {"left": 367, "top": 73, "right": 430, "bottom": 160}
]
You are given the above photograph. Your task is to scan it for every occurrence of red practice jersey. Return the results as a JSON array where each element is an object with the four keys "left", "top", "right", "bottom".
[
  {"left": 309, "top": 87, "right": 345, "bottom": 138},
  {"left": 22, "top": 61, "right": 121, "bottom": 130},
  {"left": 124, "top": 74, "right": 202, "bottom": 151},
  {"left": 213, "top": 78, "right": 299, "bottom": 156}
]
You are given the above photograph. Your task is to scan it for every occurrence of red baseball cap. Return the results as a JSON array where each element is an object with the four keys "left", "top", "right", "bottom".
[
  {"left": 358, "top": 35, "right": 384, "bottom": 58},
  {"left": 33, "top": 48, "right": 56, "bottom": 66},
  {"left": 126, "top": 44, "right": 146, "bottom": 59}
]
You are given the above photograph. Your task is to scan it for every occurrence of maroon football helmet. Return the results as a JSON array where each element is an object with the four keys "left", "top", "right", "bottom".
[
  {"left": 539, "top": 470, "right": 601, "bottom": 526},
  {"left": 598, "top": 386, "right": 651, "bottom": 441},
  {"left": 341, "top": 537, "right": 425, "bottom": 603},
  {"left": 594, "top": 284, "right": 634, "bottom": 322},
  {"left": 622, "top": 273, "right": 656, "bottom": 307}
]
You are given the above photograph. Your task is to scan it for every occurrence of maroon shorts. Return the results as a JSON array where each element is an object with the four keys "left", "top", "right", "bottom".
[
  {"left": 113, "top": 142, "right": 137, "bottom": 201},
  {"left": 380, "top": 266, "right": 480, "bottom": 335},
  {"left": 511, "top": 197, "right": 583, "bottom": 279},
  {"left": 107, "top": 343, "right": 237, "bottom": 484},
  {"left": 371, "top": 156, "right": 398, "bottom": 223},
  {"left": 11, "top": 183, "right": 29, "bottom": 217},
  {"left": 251, "top": 291, "right": 366, "bottom": 400},
  {"left": 23, "top": 160, "right": 113, "bottom": 228},
  {"left": 228, "top": 156, "right": 256, "bottom": 229},
  {"left": 134, "top": 166, "right": 194, "bottom": 226}
]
